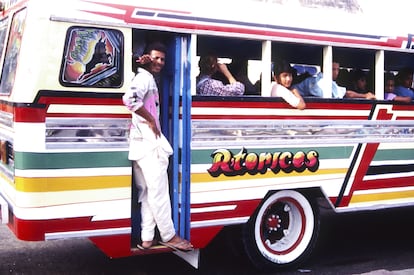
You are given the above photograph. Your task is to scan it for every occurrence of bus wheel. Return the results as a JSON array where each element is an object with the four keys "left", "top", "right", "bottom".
[{"left": 243, "top": 190, "right": 320, "bottom": 271}]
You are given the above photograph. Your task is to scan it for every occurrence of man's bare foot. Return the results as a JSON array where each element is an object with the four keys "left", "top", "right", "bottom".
[{"left": 137, "top": 240, "right": 157, "bottom": 250}]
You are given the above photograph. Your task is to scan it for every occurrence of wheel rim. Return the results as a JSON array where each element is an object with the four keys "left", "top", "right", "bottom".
[{"left": 254, "top": 191, "right": 314, "bottom": 264}]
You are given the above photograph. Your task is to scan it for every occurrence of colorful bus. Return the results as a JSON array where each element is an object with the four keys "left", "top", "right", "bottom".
[{"left": 0, "top": 0, "right": 413, "bottom": 271}]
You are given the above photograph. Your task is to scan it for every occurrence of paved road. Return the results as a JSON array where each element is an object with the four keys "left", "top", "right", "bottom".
[{"left": 1, "top": 206, "right": 414, "bottom": 274}]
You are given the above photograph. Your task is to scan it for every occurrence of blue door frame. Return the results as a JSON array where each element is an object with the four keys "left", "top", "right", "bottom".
[{"left": 161, "top": 35, "right": 192, "bottom": 241}]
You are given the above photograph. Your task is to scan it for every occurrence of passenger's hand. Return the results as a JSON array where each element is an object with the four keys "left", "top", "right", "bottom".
[
  {"left": 217, "top": 63, "right": 229, "bottom": 74},
  {"left": 365, "top": 92, "right": 376, "bottom": 99},
  {"left": 217, "top": 63, "right": 237, "bottom": 84},
  {"left": 136, "top": 54, "right": 152, "bottom": 65}
]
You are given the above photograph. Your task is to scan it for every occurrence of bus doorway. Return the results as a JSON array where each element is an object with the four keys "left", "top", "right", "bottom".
[{"left": 130, "top": 31, "right": 192, "bottom": 250}]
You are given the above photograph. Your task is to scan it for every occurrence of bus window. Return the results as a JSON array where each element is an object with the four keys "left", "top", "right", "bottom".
[
  {"left": 272, "top": 42, "right": 323, "bottom": 69},
  {"left": 271, "top": 41, "right": 323, "bottom": 87},
  {"left": 59, "top": 26, "right": 124, "bottom": 88},
  {"left": 0, "top": 18, "right": 9, "bottom": 73},
  {"left": 197, "top": 35, "right": 262, "bottom": 95},
  {"left": 334, "top": 47, "right": 376, "bottom": 92},
  {"left": 385, "top": 51, "right": 414, "bottom": 74},
  {"left": 0, "top": 8, "right": 26, "bottom": 95},
  {"left": 131, "top": 29, "right": 175, "bottom": 74}
]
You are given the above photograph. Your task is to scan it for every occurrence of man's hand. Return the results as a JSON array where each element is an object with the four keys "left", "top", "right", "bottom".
[
  {"left": 136, "top": 54, "right": 153, "bottom": 65},
  {"left": 364, "top": 92, "right": 376, "bottom": 99},
  {"left": 217, "top": 63, "right": 237, "bottom": 84},
  {"left": 147, "top": 119, "right": 161, "bottom": 138}
]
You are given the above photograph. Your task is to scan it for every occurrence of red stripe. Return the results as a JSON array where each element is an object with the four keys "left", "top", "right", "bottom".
[
  {"left": 191, "top": 114, "right": 368, "bottom": 120},
  {"left": 84, "top": 4, "right": 406, "bottom": 49},
  {"left": 10, "top": 215, "right": 130, "bottom": 241},
  {"left": 192, "top": 100, "right": 372, "bottom": 110},
  {"left": 37, "top": 96, "right": 122, "bottom": 105},
  {"left": 358, "top": 176, "right": 414, "bottom": 191},
  {"left": 14, "top": 106, "right": 46, "bottom": 122},
  {"left": 190, "top": 199, "right": 261, "bottom": 222},
  {"left": 393, "top": 105, "right": 414, "bottom": 111},
  {"left": 2, "top": 95, "right": 126, "bottom": 122}
]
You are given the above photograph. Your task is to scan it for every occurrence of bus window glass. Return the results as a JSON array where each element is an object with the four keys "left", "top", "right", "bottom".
[
  {"left": 0, "top": 8, "right": 26, "bottom": 95},
  {"left": 0, "top": 18, "right": 9, "bottom": 65},
  {"left": 59, "top": 27, "right": 123, "bottom": 88},
  {"left": 334, "top": 47, "right": 375, "bottom": 92},
  {"left": 197, "top": 35, "right": 262, "bottom": 95}
]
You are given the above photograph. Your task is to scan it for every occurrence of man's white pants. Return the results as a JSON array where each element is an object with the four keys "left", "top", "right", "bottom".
[{"left": 133, "top": 146, "right": 175, "bottom": 243}]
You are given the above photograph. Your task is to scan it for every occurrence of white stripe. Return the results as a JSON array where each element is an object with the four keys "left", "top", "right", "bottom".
[
  {"left": 12, "top": 195, "right": 131, "bottom": 217},
  {"left": 14, "top": 167, "right": 131, "bottom": 177},
  {"left": 190, "top": 205, "right": 236, "bottom": 213},
  {"left": 191, "top": 107, "right": 369, "bottom": 117},
  {"left": 370, "top": 160, "right": 414, "bottom": 166},
  {"left": 47, "top": 104, "right": 129, "bottom": 114},
  {"left": 191, "top": 217, "right": 249, "bottom": 228},
  {"left": 45, "top": 227, "right": 131, "bottom": 240}
]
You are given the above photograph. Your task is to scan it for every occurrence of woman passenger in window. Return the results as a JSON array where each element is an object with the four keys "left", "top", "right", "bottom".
[
  {"left": 270, "top": 60, "right": 306, "bottom": 110},
  {"left": 196, "top": 55, "right": 245, "bottom": 96}
]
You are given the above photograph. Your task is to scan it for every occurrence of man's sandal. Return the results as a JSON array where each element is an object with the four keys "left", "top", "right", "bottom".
[{"left": 159, "top": 238, "right": 193, "bottom": 252}]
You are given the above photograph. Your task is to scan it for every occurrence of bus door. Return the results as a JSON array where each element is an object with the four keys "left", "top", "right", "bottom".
[{"left": 131, "top": 33, "right": 192, "bottom": 247}]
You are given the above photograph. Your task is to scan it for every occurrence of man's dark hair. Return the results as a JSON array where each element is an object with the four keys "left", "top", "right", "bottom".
[
  {"left": 198, "top": 55, "right": 218, "bottom": 75},
  {"left": 144, "top": 42, "right": 167, "bottom": 55},
  {"left": 384, "top": 72, "right": 395, "bottom": 82}
]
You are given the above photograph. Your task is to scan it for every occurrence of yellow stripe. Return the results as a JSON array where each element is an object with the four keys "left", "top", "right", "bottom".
[
  {"left": 14, "top": 175, "right": 131, "bottom": 192},
  {"left": 191, "top": 168, "right": 347, "bottom": 182},
  {"left": 350, "top": 190, "right": 414, "bottom": 204}
]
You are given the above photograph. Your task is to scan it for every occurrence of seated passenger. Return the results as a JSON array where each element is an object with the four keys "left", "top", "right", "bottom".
[
  {"left": 292, "top": 61, "right": 347, "bottom": 98},
  {"left": 394, "top": 67, "right": 414, "bottom": 100},
  {"left": 270, "top": 60, "right": 306, "bottom": 110},
  {"left": 345, "top": 69, "right": 376, "bottom": 99},
  {"left": 384, "top": 72, "right": 411, "bottom": 102},
  {"left": 196, "top": 55, "right": 245, "bottom": 96}
]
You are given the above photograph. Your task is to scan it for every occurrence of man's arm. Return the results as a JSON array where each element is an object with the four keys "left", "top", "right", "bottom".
[
  {"left": 345, "top": 90, "right": 376, "bottom": 99},
  {"left": 135, "top": 106, "right": 160, "bottom": 138}
]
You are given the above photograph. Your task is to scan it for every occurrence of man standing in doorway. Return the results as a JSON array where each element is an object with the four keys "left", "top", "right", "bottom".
[{"left": 123, "top": 42, "right": 193, "bottom": 252}]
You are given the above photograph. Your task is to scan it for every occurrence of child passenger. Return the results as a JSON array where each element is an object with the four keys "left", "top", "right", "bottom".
[
  {"left": 384, "top": 72, "right": 411, "bottom": 103},
  {"left": 270, "top": 60, "right": 306, "bottom": 109},
  {"left": 394, "top": 67, "right": 414, "bottom": 100}
]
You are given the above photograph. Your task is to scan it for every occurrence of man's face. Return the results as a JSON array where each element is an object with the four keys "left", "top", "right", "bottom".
[
  {"left": 332, "top": 62, "right": 340, "bottom": 81},
  {"left": 148, "top": 50, "right": 165, "bottom": 74},
  {"left": 385, "top": 79, "right": 395, "bottom": 93},
  {"left": 402, "top": 74, "right": 413, "bottom": 88}
]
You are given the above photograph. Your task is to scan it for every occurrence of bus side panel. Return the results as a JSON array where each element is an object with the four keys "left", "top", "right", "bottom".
[{"left": 188, "top": 97, "right": 414, "bottom": 245}]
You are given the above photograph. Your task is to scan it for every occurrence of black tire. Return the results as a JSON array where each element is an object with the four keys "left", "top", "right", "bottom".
[{"left": 243, "top": 190, "right": 320, "bottom": 271}]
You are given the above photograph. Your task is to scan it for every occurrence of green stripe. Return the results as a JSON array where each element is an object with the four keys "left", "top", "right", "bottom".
[
  {"left": 14, "top": 151, "right": 130, "bottom": 169},
  {"left": 191, "top": 146, "right": 354, "bottom": 164},
  {"left": 373, "top": 148, "right": 414, "bottom": 161}
]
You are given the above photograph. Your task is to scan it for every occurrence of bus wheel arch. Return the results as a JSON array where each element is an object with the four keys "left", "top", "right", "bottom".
[{"left": 242, "top": 189, "right": 321, "bottom": 271}]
